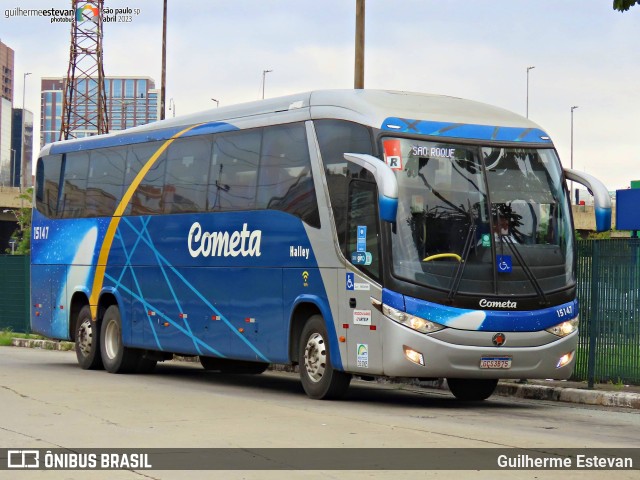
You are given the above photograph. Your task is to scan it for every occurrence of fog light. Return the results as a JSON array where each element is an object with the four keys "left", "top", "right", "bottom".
[
  {"left": 403, "top": 345, "right": 425, "bottom": 366},
  {"left": 556, "top": 350, "right": 575, "bottom": 368}
]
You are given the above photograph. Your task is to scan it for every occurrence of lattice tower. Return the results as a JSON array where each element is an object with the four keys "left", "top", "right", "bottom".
[{"left": 59, "top": 0, "right": 108, "bottom": 140}]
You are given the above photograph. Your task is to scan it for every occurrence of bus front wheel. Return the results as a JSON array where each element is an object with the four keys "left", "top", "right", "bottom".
[
  {"left": 447, "top": 378, "right": 498, "bottom": 401},
  {"left": 100, "top": 305, "right": 140, "bottom": 374},
  {"left": 75, "top": 305, "right": 103, "bottom": 370},
  {"left": 299, "top": 315, "right": 351, "bottom": 400}
]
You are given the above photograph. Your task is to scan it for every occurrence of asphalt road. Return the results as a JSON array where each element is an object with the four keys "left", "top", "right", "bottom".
[{"left": 0, "top": 347, "right": 638, "bottom": 480}]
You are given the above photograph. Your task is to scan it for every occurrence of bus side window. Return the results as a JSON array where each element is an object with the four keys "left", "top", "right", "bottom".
[
  {"left": 128, "top": 142, "right": 168, "bottom": 216},
  {"left": 347, "top": 180, "right": 381, "bottom": 281},
  {"left": 315, "top": 120, "right": 374, "bottom": 256},
  {"left": 86, "top": 147, "right": 126, "bottom": 217},
  {"left": 164, "top": 135, "right": 211, "bottom": 213},
  {"left": 257, "top": 123, "right": 320, "bottom": 228},
  {"left": 35, "top": 154, "right": 62, "bottom": 218},
  {"left": 208, "top": 130, "right": 261, "bottom": 211},
  {"left": 59, "top": 151, "right": 89, "bottom": 218}
]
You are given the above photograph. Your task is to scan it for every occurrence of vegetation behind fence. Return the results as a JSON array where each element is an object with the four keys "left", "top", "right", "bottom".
[
  {"left": 574, "top": 238, "right": 640, "bottom": 385},
  {"left": 0, "top": 255, "right": 30, "bottom": 333}
]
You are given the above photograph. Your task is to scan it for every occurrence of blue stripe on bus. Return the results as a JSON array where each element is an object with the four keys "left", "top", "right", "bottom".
[
  {"left": 381, "top": 118, "right": 552, "bottom": 144},
  {"left": 48, "top": 121, "right": 238, "bottom": 154},
  {"left": 383, "top": 289, "right": 578, "bottom": 332}
]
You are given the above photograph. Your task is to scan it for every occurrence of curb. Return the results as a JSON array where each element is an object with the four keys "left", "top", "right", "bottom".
[
  {"left": 11, "top": 338, "right": 74, "bottom": 351},
  {"left": 495, "top": 382, "right": 640, "bottom": 409},
  {"left": 10, "top": 338, "right": 640, "bottom": 409}
]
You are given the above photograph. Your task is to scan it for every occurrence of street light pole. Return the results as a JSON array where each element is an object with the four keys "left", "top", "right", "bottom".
[
  {"left": 160, "top": 0, "right": 167, "bottom": 120},
  {"left": 21, "top": 72, "right": 31, "bottom": 190},
  {"left": 570, "top": 105, "right": 579, "bottom": 205},
  {"left": 168, "top": 98, "right": 175, "bottom": 117},
  {"left": 354, "top": 0, "right": 365, "bottom": 89},
  {"left": 526, "top": 66, "right": 535, "bottom": 118},
  {"left": 211, "top": 98, "right": 219, "bottom": 108},
  {"left": 262, "top": 70, "right": 272, "bottom": 99}
]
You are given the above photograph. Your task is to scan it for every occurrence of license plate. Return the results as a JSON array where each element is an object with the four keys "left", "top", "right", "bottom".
[{"left": 480, "top": 356, "right": 512, "bottom": 369}]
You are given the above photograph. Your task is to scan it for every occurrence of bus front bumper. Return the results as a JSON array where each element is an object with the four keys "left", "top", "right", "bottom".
[{"left": 380, "top": 318, "right": 578, "bottom": 380}]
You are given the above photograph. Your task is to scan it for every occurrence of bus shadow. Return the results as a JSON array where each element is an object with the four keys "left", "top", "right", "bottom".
[{"left": 150, "top": 362, "right": 534, "bottom": 411}]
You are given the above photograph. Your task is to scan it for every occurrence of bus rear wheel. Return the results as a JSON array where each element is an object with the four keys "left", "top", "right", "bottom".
[
  {"left": 100, "top": 305, "right": 140, "bottom": 373},
  {"left": 447, "top": 378, "right": 498, "bottom": 401},
  {"left": 75, "top": 305, "right": 103, "bottom": 370},
  {"left": 299, "top": 315, "right": 351, "bottom": 400}
]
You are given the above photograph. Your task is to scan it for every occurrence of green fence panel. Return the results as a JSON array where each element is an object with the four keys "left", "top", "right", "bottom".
[
  {"left": 575, "top": 239, "right": 640, "bottom": 385},
  {"left": 0, "top": 254, "right": 30, "bottom": 333}
]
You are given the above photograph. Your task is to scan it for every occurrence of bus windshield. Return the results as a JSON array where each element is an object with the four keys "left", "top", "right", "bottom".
[{"left": 385, "top": 137, "right": 574, "bottom": 297}]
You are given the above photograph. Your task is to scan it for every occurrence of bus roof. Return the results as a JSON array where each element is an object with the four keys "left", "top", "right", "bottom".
[{"left": 40, "top": 89, "right": 550, "bottom": 156}]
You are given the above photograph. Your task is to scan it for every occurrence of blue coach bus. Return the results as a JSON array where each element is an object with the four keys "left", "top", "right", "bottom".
[{"left": 31, "top": 90, "right": 611, "bottom": 400}]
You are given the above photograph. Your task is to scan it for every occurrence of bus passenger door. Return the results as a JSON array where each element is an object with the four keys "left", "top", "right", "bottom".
[{"left": 340, "top": 180, "right": 384, "bottom": 375}]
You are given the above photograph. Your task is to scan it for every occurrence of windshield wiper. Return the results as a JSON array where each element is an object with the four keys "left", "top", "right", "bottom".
[
  {"left": 447, "top": 201, "right": 477, "bottom": 303},
  {"left": 499, "top": 235, "right": 549, "bottom": 306}
]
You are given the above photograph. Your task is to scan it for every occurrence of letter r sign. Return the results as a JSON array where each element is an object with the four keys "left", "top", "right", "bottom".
[{"left": 383, "top": 139, "right": 403, "bottom": 170}]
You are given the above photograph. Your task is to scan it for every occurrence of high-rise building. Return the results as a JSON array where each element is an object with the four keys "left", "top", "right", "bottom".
[
  {"left": 0, "top": 98, "right": 12, "bottom": 186},
  {"left": 11, "top": 109, "right": 33, "bottom": 188},
  {"left": 41, "top": 76, "right": 159, "bottom": 147},
  {"left": 0, "top": 41, "right": 15, "bottom": 186},
  {"left": 0, "top": 41, "right": 14, "bottom": 103}
]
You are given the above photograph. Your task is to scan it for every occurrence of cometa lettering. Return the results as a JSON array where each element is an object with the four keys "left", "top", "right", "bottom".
[
  {"left": 188, "top": 222, "right": 262, "bottom": 258},
  {"left": 479, "top": 299, "right": 517, "bottom": 309}
]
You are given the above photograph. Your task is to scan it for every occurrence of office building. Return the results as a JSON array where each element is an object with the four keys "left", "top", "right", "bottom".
[
  {"left": 0, "top": 42, "right": 15, "bottom": 186},
  {"left": 41, "top": 76, "right": 159, "bottom": 147},
  {"left": 0, "top": 41, "right": 14, "bottom": 103},
  {"left": 11, "top": 108, "right": 33, "bottom": 188}
]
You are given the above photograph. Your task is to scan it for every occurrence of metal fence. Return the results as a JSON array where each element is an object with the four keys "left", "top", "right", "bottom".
[
  {"left": 0, "top": 255, "right": 30, "bottom": 333},
  {"left": 574, "top": 238, "right": 640, "bottom": 385},
  {"left": 2, "top": 242, "right": 639, "bottom": 385}
]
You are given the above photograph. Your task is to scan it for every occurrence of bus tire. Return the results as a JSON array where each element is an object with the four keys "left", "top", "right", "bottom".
[
  {"left": 200, "top": 357, "right": 268, "bottom": 374},
  {"left": 75, "top": 305, "right": 103, "bottom": 370},
  {"left": 299, "top": 315, "right": 351, "bottom": 400},
  {"left": 100, "top": 305, "right": 140, "bottom": 374},
  {"left": 447, "top": 378, "right": 498, "bottom": 401}
]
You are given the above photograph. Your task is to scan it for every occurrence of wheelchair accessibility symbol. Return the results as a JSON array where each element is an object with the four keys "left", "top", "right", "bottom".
[
  {"left": 496, "top": 255, "right": 512, "bottom": 273},
  {"left": 346, "top": 273, "right": 355, "bottom": 290}
]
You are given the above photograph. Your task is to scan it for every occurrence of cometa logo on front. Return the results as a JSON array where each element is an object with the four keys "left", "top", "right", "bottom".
[
  {"left": 479, "top": 299, "right": 517, "bottom": 309},
  {"left": 188, "top": 222, "right": 262, "bottom": 258}
]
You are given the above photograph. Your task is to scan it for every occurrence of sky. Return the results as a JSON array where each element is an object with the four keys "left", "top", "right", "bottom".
[{"left": 1, "top": 0, "right": 639, "bottom": 191}]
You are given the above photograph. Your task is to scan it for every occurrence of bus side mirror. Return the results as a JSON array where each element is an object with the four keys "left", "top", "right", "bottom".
[
  {"left": 564, "top": 168, "right": 612, "bottom": 232},
  {"left": 344, "top": 153, "right": 398, "bottom": 223}
]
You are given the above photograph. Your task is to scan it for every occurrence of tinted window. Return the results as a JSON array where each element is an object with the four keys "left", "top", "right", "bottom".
[
  {"left": 315, "top": 120, "right": 373, "bottom": 254},
  {"left": 35, "top": 154, "right": 62, "bottom": 218},
  {"left": 128, "top": 142, "right": 167, "bottom": 215},
  {"left": 347, "top": 180, "right": 381, "bottom": 280},
  {"left": 60, "top": 152, "right": 89, "bottom": 218},
  {"left": 208, "top": 130, "right": 261, "bottom": 211},
  {"left": 86, "top": 147, "right": 126, "bottom": 217},
  {"left": 164, "top": 136, "right": 211, "bottom": 213},
  {"left": 258, "top": 124, "right": 319, "bottom": 227}
]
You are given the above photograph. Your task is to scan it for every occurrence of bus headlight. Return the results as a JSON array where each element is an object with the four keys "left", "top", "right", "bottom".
[
  {"left": 382, "top": 304, "right": 445, "bottom": 334},
  {"left": 545, "top": 317, "right": 579, "bottom": 337}
]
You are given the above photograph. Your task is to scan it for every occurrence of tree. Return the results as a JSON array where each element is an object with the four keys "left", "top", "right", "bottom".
[
  {"left": 5, "top": 188, "right": 33, "bottom": 255},
  {"left": 613, "top": 0, "right": 638, "bottom": 11}
]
